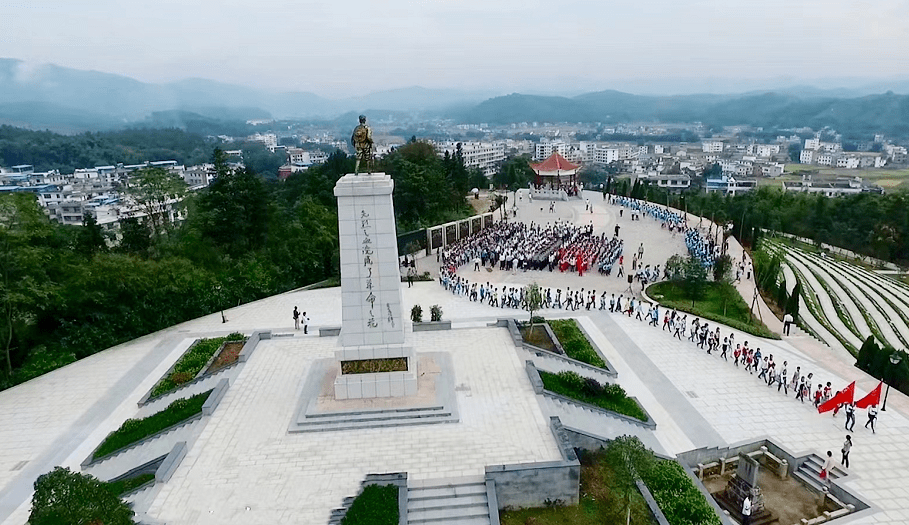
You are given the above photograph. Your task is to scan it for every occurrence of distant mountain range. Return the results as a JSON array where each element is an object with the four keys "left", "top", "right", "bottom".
[
  {"left": 455, "top": 90, "right": 909, "bottom": 137},
  {"left": 2, "top": 57, "right": 909, "bottom": 137}
]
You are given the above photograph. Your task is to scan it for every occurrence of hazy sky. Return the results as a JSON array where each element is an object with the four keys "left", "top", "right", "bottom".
[{"left": 2, "top": 0, "right": 908, "bottom": 97}]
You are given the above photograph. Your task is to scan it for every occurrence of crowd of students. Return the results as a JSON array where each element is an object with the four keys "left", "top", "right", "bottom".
[{"left": 439, "top": 220, "right": 626, "bottom": 276}]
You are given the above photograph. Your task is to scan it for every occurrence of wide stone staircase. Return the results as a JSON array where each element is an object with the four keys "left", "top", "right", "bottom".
[
  {"left": 407, "top": 476, "right": 491, "bottom": 525},
  {"left": 793, "top": 454, "right": 848, "bottom": 493}
]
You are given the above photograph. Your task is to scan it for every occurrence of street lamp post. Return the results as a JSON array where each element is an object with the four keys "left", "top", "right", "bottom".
[{"left": 882, "top": 352, "right": 902, "bottom": 411}]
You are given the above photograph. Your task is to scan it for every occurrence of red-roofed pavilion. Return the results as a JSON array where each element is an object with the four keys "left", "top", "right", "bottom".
[{"left": 530, "top": 152, "right": 580, "bottom": 191}]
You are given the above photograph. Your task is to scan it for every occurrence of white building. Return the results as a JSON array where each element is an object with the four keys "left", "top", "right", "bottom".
[
  {"left": 800, "top": 149, "right": 815, "bottom": 164},
  {"left": 702, "top": 141, "right": 724, "bottom": 153},
  {"left": 436, "top": 141, "right": 506, "bottom": 176}
]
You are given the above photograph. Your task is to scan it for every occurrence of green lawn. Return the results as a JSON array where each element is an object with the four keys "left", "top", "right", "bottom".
[
  {"left": 107, "top": 473, "right": 155, "bottom": 495},
  {"left": 548, "top": 319, "right": 607, "bottom": 368},
  {"left": 647, "top": 281, "right": 779, "bottom": 339},
  {"left": 341, "top": 484, "right": 399, "bottom": 525}
]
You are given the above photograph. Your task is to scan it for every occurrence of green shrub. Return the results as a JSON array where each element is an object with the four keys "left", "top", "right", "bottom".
[
  {"left": 30, "top": 467, "right": 136, "bottom": 525},
  {"left": 641, "top": 460, "right": 722, "bottom": 525},
  {"left": 150, "top": 333, "right": 244, "bottom": 397},
  {"left": 93, "top": 390, "right": 212, "bottom": 460},
  {"left": 430, "top": 304, "right": 443, "bottom": 322},
  {"left": 410, "top": 305, "right": 423, "bottom": 323},
  {"left": 541, "top": 371, "right": 648, "bottom": 422},
  {"left": 341, "top": 483, "right": 399, "bottom": 525},
  {"left": 548, "top": 319, "right": 607, "bottom": 368}
]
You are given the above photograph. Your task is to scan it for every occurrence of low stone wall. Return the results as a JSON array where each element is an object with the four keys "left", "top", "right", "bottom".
[
  {"left": 486, "top": 417, "right": 579, "bottom": 509},
  {"left": 238, "top": 330, "right": 270, "bottom": 363},
  {"left": 412, "top": 320, "right": 452, "bottom": 331}
]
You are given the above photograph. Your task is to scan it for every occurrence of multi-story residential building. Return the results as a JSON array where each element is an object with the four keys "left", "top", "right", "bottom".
[
  {"left": 836, "top": 156, "right": 860, "bottom": 169},
  {"left": 817, "top": 153, "right": 835, "bottom": 166},
  {"left": 435, "top": 141, "right": 506, "bottom": 176},
  {"left": 800, "top": 149, "right": 815, "bottom": 164},
  {"left": 746, "top": 144, "right": 781, "bottom": 157},
  {"left": 702, "top": 141, "right": 724, "bottom": 153},
  {"left": 248, "top": 133, "right": 277, "bottom": 149},
  {"left": 762, "top": 163, "right": 785, "bottom": 178}
]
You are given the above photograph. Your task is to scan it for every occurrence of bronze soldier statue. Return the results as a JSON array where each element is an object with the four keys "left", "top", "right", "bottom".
[{"left": 351, "top": 114, "right": 374, "bottom": 174}]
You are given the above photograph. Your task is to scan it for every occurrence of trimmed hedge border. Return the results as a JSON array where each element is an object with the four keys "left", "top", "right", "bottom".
[
  {"left": 92, "top": 390, "right": 212, "bottom": 461},
  {"left": 640, "top": 459, "right": 723, "bottom": 525},
  {"left": 540, "top": 370, "right": 649, "bottom": 422}
]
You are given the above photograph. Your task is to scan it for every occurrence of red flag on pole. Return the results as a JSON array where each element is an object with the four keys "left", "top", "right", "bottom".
[
  {"left": 818, "top": 382, "right": 855, "bottom": 413},
  {"left": 854, "top": 381, "right": 883, "bottom": 409}
]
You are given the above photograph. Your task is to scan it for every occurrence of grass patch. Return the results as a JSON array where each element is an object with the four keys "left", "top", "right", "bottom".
[
  {"left": 540, "top": 370, "right": 648, "bottom": 422},
  {"left": 93, "top": 390, "right": 211, "bottom": 461},
  {"left": 647, "top": 281, "right": 780, "bottom": 340},
  {"left": 107, "top": 473, "right": 155, "bottom": 495},
  {"left": 150, "top": 333, "right": 245, "bottom": 398},
  {"left": 341, "top": 483, "right": 399, "bottom": 525},
  {"left": 341, "top": 358, "right": 408, "bottom": 374},
  {"left": 548, "top": 319, "right": 607, "bottom": 368}
]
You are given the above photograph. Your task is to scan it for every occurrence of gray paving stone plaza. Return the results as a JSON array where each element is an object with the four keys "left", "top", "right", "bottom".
[{"left": 1, "top": 189, "right": 907, "bottom": 524}]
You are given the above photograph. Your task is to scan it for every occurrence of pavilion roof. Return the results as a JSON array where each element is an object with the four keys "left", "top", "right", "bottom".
[{"left": 530, "top": 152, "right": 580, "bottom": 173}]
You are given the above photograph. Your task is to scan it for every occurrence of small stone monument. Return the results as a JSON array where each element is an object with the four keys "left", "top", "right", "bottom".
[
  {"left": 332, "top": 171, "right": 417, "bottom": 399},
  {"left": 715, "top": 454, "right": 775, "bottom": 524}
]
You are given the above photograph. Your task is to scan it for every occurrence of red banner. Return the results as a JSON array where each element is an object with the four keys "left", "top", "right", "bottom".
[
  {"left": 854, "top": 381, "right": 883, "bottom": 409},
  {"left": 818, "top": 382, "right": 855, "bottom": 413}
]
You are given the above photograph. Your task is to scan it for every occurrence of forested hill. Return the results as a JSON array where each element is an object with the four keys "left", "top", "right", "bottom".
[{"left": 456, "top": 90, "right": 909, "bottom": 137}]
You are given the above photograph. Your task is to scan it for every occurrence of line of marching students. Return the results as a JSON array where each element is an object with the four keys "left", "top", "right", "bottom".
[{"left": 645, "top": 306, "right": 884, "bottom": 437}]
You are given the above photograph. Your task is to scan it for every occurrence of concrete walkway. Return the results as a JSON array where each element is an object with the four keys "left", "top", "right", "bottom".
[{"left": 0, "top": 191, "right": 907, "bottom": 524}]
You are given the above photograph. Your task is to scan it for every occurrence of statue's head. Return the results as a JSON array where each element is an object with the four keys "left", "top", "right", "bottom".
[{"left": 359, "top": 115, "right": 367, "bottom": 124}]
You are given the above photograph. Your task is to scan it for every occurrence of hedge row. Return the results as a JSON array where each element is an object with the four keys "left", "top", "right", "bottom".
[
  {"left": 641, "top": 460, "right": 722, "bottom": 525},
  {"left": 547, "top": 319, "right": 607, "bottom": 368},
  {"left": 150, "top": 333, "right": 245, "bottom": 398},
  {"left": 540, "top": 370, "right": 648, "bottom": 422},
  {"left": 93, "top": 390, "right": 212, "bottom": 460}
]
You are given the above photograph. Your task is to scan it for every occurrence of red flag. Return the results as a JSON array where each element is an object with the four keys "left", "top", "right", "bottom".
[
  {"left": 818, "top": 382, "right": 855, "bottom": 413},
  {"left": 854, "top": 381, "right": 883, "bottom": 409}
]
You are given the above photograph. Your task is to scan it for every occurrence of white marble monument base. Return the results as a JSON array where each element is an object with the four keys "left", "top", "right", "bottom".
[{"left": 333, "top": 345, "right": 418, "bottom": 400}]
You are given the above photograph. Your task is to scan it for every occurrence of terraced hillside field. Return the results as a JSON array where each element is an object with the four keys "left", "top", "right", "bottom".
[{"left": 767, "top": 239, "right": 909, "bottom": 355}]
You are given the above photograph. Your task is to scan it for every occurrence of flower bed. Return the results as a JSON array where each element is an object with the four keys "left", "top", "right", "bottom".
[
  {"left": 547, "top": 319, "right": 606, "bottom": 368},
  {"left": 341, "top": 358, "right": 408, "bottom": 374},
  {"left": 519, "top": 324, "right": 558, "bottom": 352},
  {"left": 93, "top": 390, "right": 212, "bottom": 461},
  {"left": 540, "top": 370, "right": 647, "bottom": 422},
  {"left": 205, "top": 340, "right": 245, "bottom": 375},
  {"left": 341, "top": 483, "right": 399, "bottom": 525},
  {"left": 150, "top": 333, "right": 245, "bottom": 398}
]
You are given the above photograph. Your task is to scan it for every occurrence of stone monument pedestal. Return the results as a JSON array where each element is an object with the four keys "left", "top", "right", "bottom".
[
  {"left": 713, "top": 455, "right": 777, "bottom": 525},
  {"left": 332, "top": 172, "right": 415, "bottom": 400}
]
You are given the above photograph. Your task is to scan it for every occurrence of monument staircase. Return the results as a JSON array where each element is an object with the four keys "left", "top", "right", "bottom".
[
  {"left": 291, "top": 404, "right": 457, "bottom": 433},
  {"left": 794, "top": 454, "right": 848, "bottom": 493},
  {"left": 406, "top": 476, "right": 492, "bottom": 525}
]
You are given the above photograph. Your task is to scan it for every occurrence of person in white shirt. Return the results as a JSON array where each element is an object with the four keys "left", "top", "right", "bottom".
[
  {"left": 865, "top": 404, "right": 878, "bottom": 433},
  {"left": 783, "top": 312, "right": 794, "bottom": 335},
  {"left": 742, "top": 496, "right": 752, "bottom": 525}
]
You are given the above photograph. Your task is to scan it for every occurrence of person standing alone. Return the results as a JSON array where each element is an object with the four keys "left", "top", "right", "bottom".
[
  {"left": 302, "top": 311, "right": 309, "bottom": 335},
  {"left": 741, "top": 495, "right": 752, "bottom": 525},
  {"left": 842, "top": 435, "right": 852, "bottom": 468},
  {"left": 293, "top": 306, "right": 300, "bottom": 330},
  {"left": 783, "top": 312, "right": 793, "bottom": 336}
]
